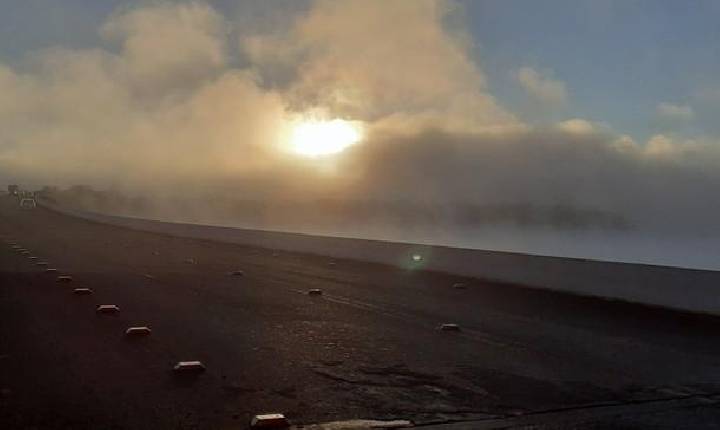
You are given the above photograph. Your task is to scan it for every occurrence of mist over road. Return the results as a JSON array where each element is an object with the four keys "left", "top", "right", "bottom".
[{"left": 2, "top": 197, "right": 720, "bottom": 429}]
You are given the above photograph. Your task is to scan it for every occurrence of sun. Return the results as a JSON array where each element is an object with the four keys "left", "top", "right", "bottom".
[{"left": 289, "top": 119, "right": 363, "bottom": 157}]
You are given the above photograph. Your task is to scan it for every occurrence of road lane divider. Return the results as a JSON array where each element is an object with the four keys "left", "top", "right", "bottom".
[
  {"left": 125, "top": 326, "right": 152, "bottom": 337},
  {"left": 73, "top": 288, "right": 93, "bottom": 295},
  {"left": 96, "top": 304, "right": 120, "bottom": 314},
  {"left": 173, "top": 361, "right": 205, "bottom": 373}
]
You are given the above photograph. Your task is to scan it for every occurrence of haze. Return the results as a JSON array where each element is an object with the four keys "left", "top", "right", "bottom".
[{"left": 2, "top": 0, "right": 720, "bottom": 268}]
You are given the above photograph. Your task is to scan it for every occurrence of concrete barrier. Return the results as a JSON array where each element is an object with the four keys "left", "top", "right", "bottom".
[{"left": 41, "top": 202, "right": 720, "bottom": 315}]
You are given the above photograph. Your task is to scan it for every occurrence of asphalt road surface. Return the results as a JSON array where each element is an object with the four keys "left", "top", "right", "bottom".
[{"left": 2, "top": 196, "right": 720, "bottom": 429}]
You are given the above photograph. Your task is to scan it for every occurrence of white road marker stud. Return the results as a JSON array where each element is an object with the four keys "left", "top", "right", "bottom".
[
  {"left": 173, "top": 361, "right": 206, "bottom": 373},
  {"left": 125, "top": 326, "right": 152, "bottom": 337},
  {"left": 73, "top": 288, "right": 93, "bottom": 295},
  {"left": 439, "top": 323, "right": 461, "bottom": 332},
  {"left": 36, "top": 262, "right": 48, "bottom": 266},
  {"left": 45, "top": 268, "right": 57, "bottom": 273},
  {"left": 56, "top": 275, "right": 73, "bottom": 283},
  {"left": 28, "top": 256, "right": 37, "bottom": 260},
  {"left": 184, "top": 258, "right": 196, "bottom": 265},
  {"left": 250, "top": 413, "right": 290, "bottom": 429},
  {"left": 307, "top": 289, "right": 323, "bottom": 296},
  {"left": 96, "top": 304, "right": 120, "bottom": 314}
]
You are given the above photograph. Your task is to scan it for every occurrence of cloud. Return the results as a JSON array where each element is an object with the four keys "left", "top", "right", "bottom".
[
  {"left": 0, "top": 3, "right": 290, "bottom": 193},
  {"left": 645, "top": 134, "right": 675, "bottom": 156},
  {"left": 0, "top": 0, "right": 521, "bottom": 193},
  {"left": 656, "top": 102, "right": 694, "bottom": 122},
  {"left": 101, "top": 2, "right": 228, "bottom": 96},
  {"left": 515, "top": 67, "right": 568, "bottom": 107},
  {"left": 556, "top": 118, "right": 597, "bottom": 135},
  {"left": 643, "top": 134, "right": 708, "bottom": 161},
  {"left": 247, "top": 0, "right": 519, "bottom": 133},
  {"left": 1, "top": 1, "right": 720, "bottom": 234}
]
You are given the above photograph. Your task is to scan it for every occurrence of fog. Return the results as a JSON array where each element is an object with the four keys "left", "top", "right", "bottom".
[{"left": 3, "top": 1, "right": 720, "bottom": 269}]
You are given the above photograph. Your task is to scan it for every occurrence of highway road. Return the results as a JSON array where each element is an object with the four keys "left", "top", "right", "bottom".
[{"left": 1, "top": 196, "right": 720, "bottom": 429}]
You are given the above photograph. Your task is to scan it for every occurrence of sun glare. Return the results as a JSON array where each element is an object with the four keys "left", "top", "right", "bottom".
[{"left": 289, "top": 119, "right": 363, "bottom": 157}]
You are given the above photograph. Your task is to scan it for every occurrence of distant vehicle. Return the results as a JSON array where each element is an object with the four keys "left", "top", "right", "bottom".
[
  {"left": 19, "top": 198, "right": 36, "bottom": 209},
  {"left": 7, "top": 184, "right": 18, "bottom": 196},
  {"left": 17, "top": 190, "right": 36, "bottom": 201}
]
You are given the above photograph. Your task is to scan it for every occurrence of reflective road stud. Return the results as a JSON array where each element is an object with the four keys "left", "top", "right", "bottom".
[
  {"left": 125, "top": 326, "right": 152, "bottom": 337},
  {"left": 73, "top": 288, "right": 93, "bottom": 295},
  {"left": 250, "top": 413, "right": 290, "bottom": 429},
  {"left": 439, "top": 323, "right": 461, "bottom": 332},
  {"left": 173, "top": 361, "right": 206, "bottom": 373},
  {"left": 307, "top": 289, "right": 323, "bottom": 296},
  {"left": 45, "top": 268, "right": 57, "bottom": 273},
  {"left": 96, "top": 304, "right": 120, "bottom": 314},
  {"left": 36, "top": 262, "right": 48, "bottom": 266},
  {"left": 56, "top": 275, "right": 73, "bottom": 283}
]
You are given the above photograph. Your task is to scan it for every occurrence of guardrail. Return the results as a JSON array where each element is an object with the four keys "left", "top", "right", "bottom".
[{"left": 40, "top": 201, "right": 720, "bottom": 315}]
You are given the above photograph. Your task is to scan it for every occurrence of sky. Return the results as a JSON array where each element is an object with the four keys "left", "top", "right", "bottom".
[
  {"left": 466, "top": 0, "right": 720, "bottom": 140},
  {"left": 2, "top": 0, "right": 718, "bottom": 141},
  {"left": 1, "top": 0, "right": 720, "bottom": 234}
]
